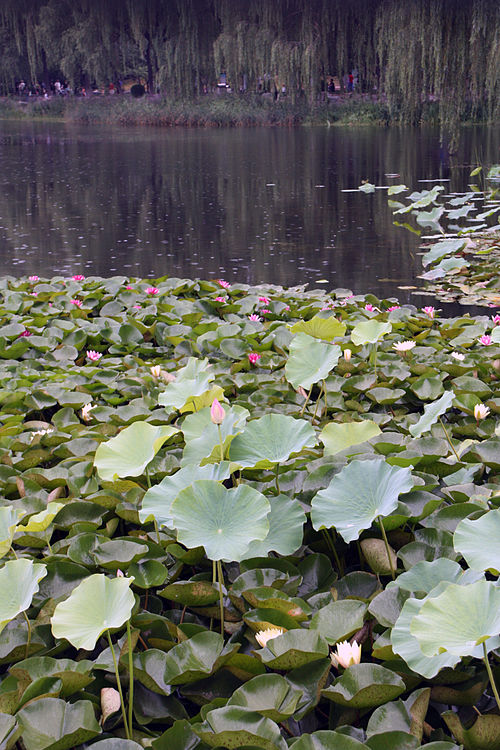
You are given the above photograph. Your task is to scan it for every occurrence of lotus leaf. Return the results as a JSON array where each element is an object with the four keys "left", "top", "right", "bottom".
[
  {"left": 350, "top": 321, "right": 392, "bottom": 346},
  {"left": 409, "top": 390, "right": 455, "bottom": 438},
  {"left": 454, "top": 508, "right": 500, "bottom": 574},
  {"left": 192, "top": 705, "right": 287, "bottom": 750},
  {"left": 285, "top": 333, "right": 341, "bottom": 389},
  {"left": 16, "top": 697, "right": 100, "bottom": 750},
  {"left": 255, "top": 629, "right": 329, "bottom": 670},
  {"left": 310, "top": 600, "right": 367, "bottom": 644},
  {"left": 181, "top": 406, "right": 249, "bottom": 466},
  {"left": 22, "top": 503, "right": 65, "bottom": 533},
  {"left": 311, "top": 459, "right": 414, "bottom": 542},
  {"left": 227, "top": 673, "right": 302, "bottom": 721},
  {"left": 0, "top": 559, "right": 47, "bottom": 635},
  {"left": 320, "top": 420, "right": 382, "bottom": 455},
  {"left": 94, "top": 422, "right": 179, "bottom": 481},
  {"left": 51, "top": 573, "right": 135, "bottom": 650},
  {"left": 0, "top": 507, "right": 25, "bottom": 558},
  {"left": 229, "top": 413, "right": 316, "bottom": 469},
  {"left": 241, "top": 494, "right": 306, "bottom": 559},
  {"left": 322, "top": 664, "right": 405, "bottom": 708}
]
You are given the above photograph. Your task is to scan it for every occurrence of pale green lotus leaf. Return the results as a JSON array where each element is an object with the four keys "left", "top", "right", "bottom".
[
  {"left": 410, "top": 580, "right": 500, "bottom": 658},
  {"left": 311, "top": 459, "right": 414, "bottom": 543},
  {"left": 409, "top": 390, "right": 455, "bottom": 438},
  {"left": 139, "top": 462, "right": 232, "bottom": 529},
  {"left": 94, "top": 422, "right": 179, "bottom": 480},
  {"left": 51, "top": 573, "right": 135, "bottom": 650},
  {"left": 158, "top": 357, "right": 215, "bottom": 409},
  {"left": 22, "top": 502, "right": 65, "bottom": 533},
  {"left": 320, "top": 420, "right": 382, "bottom": 455},
  {"left": 181, "top": 405, "right": 249, "bottom": 467},
  {"left": 290, "top": 316, "right": 347, "bottom": 341},
  {"left": 229, "top": 413, "right": 316, "bottom": 469},
  {"left": 285, "top": 333, "right": 341, "bottom": 389},
  {"left": 171, "top": 480, "right": 270, "bottom": 562},
  {"left": 0, "top": 507, "right": 25, "bottom": 558},
  {"left": 0, "top": 558, "right": 47, "bottom": 634},
  {"left": 241, "top": 494, "right": 306, "bottom": 560},
  {"left": 350, "top": 321, "right": 392, "bottom": 346},
  {"left": 454, "top": 508, "right": 500, "bottom": 574}
]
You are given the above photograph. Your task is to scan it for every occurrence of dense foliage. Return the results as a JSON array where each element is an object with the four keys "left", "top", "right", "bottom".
[
  {"left": 1, "top": 0, "right": 499, "bottom": 129},
  {"left": 0, "top": 270, "right": 500, "bottom": 748}
]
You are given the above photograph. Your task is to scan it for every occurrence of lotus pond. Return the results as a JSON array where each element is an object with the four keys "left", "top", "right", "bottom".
[{"left": 1, "top": 273, "right": 500, "bottom": 750}]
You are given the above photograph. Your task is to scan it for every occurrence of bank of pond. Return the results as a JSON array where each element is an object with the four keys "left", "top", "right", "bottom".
[{"left": 0, "top": 272, "right": 499, "bottom": 749}]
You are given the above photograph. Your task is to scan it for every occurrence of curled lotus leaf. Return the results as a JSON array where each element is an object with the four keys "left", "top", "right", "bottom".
[
  {"left": 454, "top": 508, "right": 500, "bottom": 574},
  {"left": 408, "top": 390, "right": 455, "bottom": 439},
  {"left": 285, "top": 333, "right": 342, "bottom": 390},
  {"left": 350, "top": 321, "right": 392, "bottom": 346},
  {"left": 94, "top": 421, "right": 179, "bottom": 481},
  {"left": 0, "top": 507, "right": 25, "bottom": 558},
  {"left": 322, "top": 664, "right": 405, "bottom": 709},
  {"left": 0, "top": 559, "right": 47, "bottom": 635}
]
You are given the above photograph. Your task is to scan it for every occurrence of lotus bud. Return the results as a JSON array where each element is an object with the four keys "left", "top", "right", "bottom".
[
  {"left": 255, "top": 627, "right": 285, "bottom": 648},
  {"left": 210, "top": 398, "right": 226, "bottom": 425},
  {"left": 297, "top": 386, "right": 308, "bottom": 399},
  {"left": 101, "top": 687, "right": 121, "bottom": 724},
  {"left": 150, "top": 365, "right": 162, "bottom": 378},
  {"left": 344, "top": 348, "right": 352, "bottom": 362},
  {"left": 116, "top": 569, "right": 124, "bottom": 577},
  {"left": 331, "top": 640, "right": 361, "bottom": 669}
]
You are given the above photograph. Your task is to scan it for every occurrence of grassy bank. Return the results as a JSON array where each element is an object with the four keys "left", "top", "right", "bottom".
[{"left": 0, "top": 93, "right": 439, "bottom": 128}]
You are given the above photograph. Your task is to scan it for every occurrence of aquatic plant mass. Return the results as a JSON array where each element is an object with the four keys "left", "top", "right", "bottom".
[{"left": 1, "top": 271, "right": 500, "bottom": 750}]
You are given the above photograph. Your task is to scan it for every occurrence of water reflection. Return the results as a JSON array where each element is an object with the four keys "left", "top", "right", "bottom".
[{"left": 0, "top": 121, "right": 497, "bottom": 300}]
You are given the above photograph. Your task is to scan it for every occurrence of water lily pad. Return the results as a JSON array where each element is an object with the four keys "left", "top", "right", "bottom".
[
  {"left": 310, "top": 600, "right": 367, "bottom": 644},
  {"left": 286, "top": 730, "right": 368, "bottom": 749},
  {"left": 192, "top": 706, "right": 287, "bottom": 750},
  {"left": 227, "top": 673, "right": 302, "bottom": 721},
  {"left": 171, "top": 480, "right": 270, "bottom": 562},
  {"left": 94, "top": 422, "right": 179, "bottom": 481},
  {"left": 311, "top": 459, "right": 414, "bottom": 542},
  {"left": 0, "top": 507, "right": 25, "bottom": 558},
  {"left": 255, "top": 629, "right": 329, "bottom": 670},
  {"left": 322, "top": 664, "right": 405, "bottom": 709},
  {"left": 350, "top": 321, "right": 392, "bottom": 346},
  {"left": 16, "top": 697, "right": 100, "bottom": 750}
]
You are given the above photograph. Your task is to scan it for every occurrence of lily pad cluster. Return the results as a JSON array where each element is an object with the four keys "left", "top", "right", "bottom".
[{"left": 0, "top": 272, "right": 499, "bottom": 749}]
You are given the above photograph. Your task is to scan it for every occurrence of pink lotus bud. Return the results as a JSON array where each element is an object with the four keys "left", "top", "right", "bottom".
[
  {"left": 365, "top": 304, "right": 374, "bottom": 312},
  {"left": 248, "top": 352, "right": 261, "bottom": 365},
  {"left": 210, "top": 398, "right": 226, "bottom": 425}
]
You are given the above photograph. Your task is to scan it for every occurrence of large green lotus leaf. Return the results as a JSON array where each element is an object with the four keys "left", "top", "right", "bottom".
[
  {"left": 350, "top": 321, "right": 392, "bottom": 346},
  {"left": 241, "top": 494, "right": 306, "bottom": 559},
  {"left": 290, "top": 316, "right": 347, "bottom": 341},
  {"left": 139, "top": 462, "right": 232, "bottom": 529},
  {"left": 387, "top": 558, "right": 477, "bottom": 595},
  {"left": 454, "top": 509, "right": 500, "bottom": 574},
  {"left": 310, "top": 600, "right": 368, "bottom": 644},
  {"left": 0, "top": 507, "right": 25, "bottom": 558},
  {"left": 322, "top": 664, "right": 405, "bottom": 709},
  {"left": 320, "top": 421, "right": 382, "bottom": 456},
  {"left": 158, "top": 358, "right": 215, "bottom": 410},
  {"left": 311, "top": 459, "right": 414, "bottom": 543},
  {"left": 181, "top": 406, "right": 249, "bottom": 466},
  {"left": 409, "top": 391, "right": 455, "bottom": 438},
  {"left": 192, "top": 706, "right": 287, "bottom": 750},
  {"left": 421, "top": 238, "right": 466, "bottom": 267},
  {"left": 285, "top": 333, "right": 342, "bottom": 389},
  {"left": 255, "top": 629, "right": 329, "bottom": 670},
  {"left": 22, "top": 503, "right": 65, "bottom": 533},
  {"left": 51, "top": 573, "right": 135, "bottom": 650},
  {"left": 171, "top": 480, "right": 270, "bottom": 562},
  {"left": 227, "top": 673, "right": 302, "bottom": 721},
  {"left": 16, "top": 697, "right": 100, "bottom": 750},
  {"left": 0, "top": 559, "right": 47, "bottom": 635},
  {"left": 94, "top": 422, "right": 179, "bottom": 481},
  {"left": 410, "top": 580, "right": 500, "bottom": 658},
  {"left": 92, "top": 539, "right": 148, "bottom": 570},
  {"left": 10, "top": 657, "right": 94, "bottom": 698},
  {"left": 292, "top": 731, "right": 368, "bottom": 750},
  {"left": 229, "top": 413, "right": 316, "bottom": 469}
]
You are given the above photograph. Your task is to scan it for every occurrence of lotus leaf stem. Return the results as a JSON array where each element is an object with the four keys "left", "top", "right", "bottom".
[
  {"left": 378, "top": 516, "right": 396, "bottom": 580},
  {"left": 299, "top": 384, "right": 313, "bottom": 417},
  {"left": 22, "top": 610, "right": 31, "bottom": 660},
  {"left": 153, "top": 519, "right": 161, "bottom": 547},
  {"left": 371, "top": 343, "right": 378, "bottom": 377},
  {"left": 106, "top": 629, "right": 130, "bottom": 739},
  {"left": 145, "top": 468, "right": 151, "bottom": 488},
  {"left": 312, "top": 382, "right": 324, "bottom": 423},
  {"left": 321, "top": 529, "right": 343, "bottom": 576},
  {"left": 126, "top": 620, "right": 134, "bottom": 737},
  {"left": 217, "top": 424, "right": 224, "bottom": 462},
  {"left": 216, "top": 559, "right": 225, "bottom": 637},
  {"left": 483, "top": 642, "right": 500, "bottom": 712},
  {"left": 323, "top": 379, "right": 328, "bottom": 414},
  {"left": 275, "top": 465, "right": 281, "bottom": 494},
  {"left": 438, "top": 417, "right": 460, "bottom": 461}
]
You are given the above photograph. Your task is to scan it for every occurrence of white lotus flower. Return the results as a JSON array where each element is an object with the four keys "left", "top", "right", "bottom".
[
  {"left": 474, "top": 403, "right": 490, "bottom": 421},
  {"left": 30, "top": 428, "right": 54, "bottom": 441},
  {"left": 392, "top": 340, "right": 416, "bottom": 353},
  {"left": 343, "top": 348, "right": 352, "bottom": 362},
  {"left": 451, "top": 352, "right": 465, "bottom": 361},
  {"left": 331, "top": 640, "right": 362, "bottom": 669},
  {"left": 255, "top": 628, "right": 285, "bottom": 648},
  {"left": 81, "top": 403, "right": 96, "bottom": 422},
  {"left": 150, "top": 365, "right": 162, "bottom": 377}
]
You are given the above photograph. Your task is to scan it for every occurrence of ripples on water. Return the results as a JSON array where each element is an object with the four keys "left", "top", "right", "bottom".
[{"left": 0, "top": 121, "right": 498, "bottom": 302}]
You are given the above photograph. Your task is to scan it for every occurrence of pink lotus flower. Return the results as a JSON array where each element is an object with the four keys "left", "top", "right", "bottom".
[
  {"left": 259, "top": 296, "right": 270, "bottom": 304},
  {"left": 29, "top": 275, "right": 39, "bottom": 282},
  {"left": 71, "top": 299, "right": 83, "bottom": 307},
  {"left": 133, "top": 304, "right": 142, "bottom": 309},
  {"left": 146, "top": 287, "right": 159, "bottom": 295},
  {"left": 260, "top": 308, "right": 270, "bottom": 315},
  {"left": 210, "top": 398, "right": 226, "bottom": 425},
  {"left": 215, "top": 296, "right": 227, "bottom": 303},
  {"left": 387, "top": 305, "right": 400, "bottom": 312},
  {"left": 86, "top": 350, "right": 102, "bottom": 362},
  {"left": 492, "top": 315, "right": 500, "bottom": 326},
  {"left": 217, "top": 279, "right": 230, "bottom": 289},
  {"left": 422, "top": 306, "right": 435, "bottom": 319},
  {"left": 31, "top": 291, "right": 38, "bottom": 296},
  {"left": 248, "top": 352, "right": 261, "bottom": 365},
  {"left": 284, "top": 305, "right": 290, "bottom": 311},
  {"left": 479, "top": 334, "right": 493, "bottom": 346},
  {"left": 72, "top": 274, "right": 85, "bottom": 281},
  {"left": 365, "top": 304, "right": 374, "bottom": 312},
  {"left": 125, "top": 285, "right": 133, "bottom": 290},
  {"left": 19, "top": 329, "right": 32, "bottom": 337},
  {"left": 248, "top": 314, "right": 261, "bottom": 322}
]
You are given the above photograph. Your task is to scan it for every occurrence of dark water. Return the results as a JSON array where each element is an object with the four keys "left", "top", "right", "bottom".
[{"left": 0, "top": 120, "right": 498, "bottom": 301}]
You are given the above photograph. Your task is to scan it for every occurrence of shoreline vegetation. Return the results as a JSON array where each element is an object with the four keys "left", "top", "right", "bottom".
[{"left": 0, "top": 93, "right": 477, "bottom": 129}]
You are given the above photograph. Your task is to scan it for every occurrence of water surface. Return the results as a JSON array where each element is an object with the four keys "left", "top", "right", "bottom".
[{"left": 0, "top": 121, "right": 498, "bottom": 301}]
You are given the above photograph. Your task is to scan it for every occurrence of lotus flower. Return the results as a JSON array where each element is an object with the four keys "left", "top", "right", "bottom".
[
  {"left": 31, "top": 427, "right": 54, "bottom": 441},
  {"left": 70, "top": 299, "right": 82, "bottom": 307},
  {"left": 451, "top": 351, "right": 465, "bottom": 361},
  {"left": 422, "top": 306, "right": 435, "bottom": 319},
  {"left": 392, "top": 340, "right": 416, "bottom": 353},
  {"left": 215, "top": 296, "right": 227, "bottom": 303},
  {"left": 210, "top": 398, "right": 226, "bottom": 425},
  {"left": 343, "top": 348, "right": 352, "bottom": 362},
  {"left": 19, "top": 329, "right": 32, "bottom": 337},
  {"left": 387, "top": 305, "right": 401, "bottom": 311},
  {"left": 86, "top": 350, "right": 102, "bottom": 362},
  {"left": 29, "top": 275, "right": 39, "bottom": 282},
  {"left": 492, "top": 315, "right": 500, "bottom": 326},
  {"left": 146, "top": 286, "right": 159, "bottom": 295},
  {"left": 365, "top": 303, "right": 374, "bottom": 312},
  {"left": 248, "top": 314, "right": 261, "bottom": 322},
  {"left": 150, "top": 365, "right": 162, "bottom": 378},
  {"left": 217, "top": 279, "right": 230, "bottom": 289},
  {"left": 248, "top": 352, "right": 261, "bottom": 365},
  {"left": 72, "top": 274, "right": 85, "bottom": 281},
  {"left": 331, "top": 640, "right": 362, "bottom": 669},
  {"left": 259, "top": 296, "right": 270, "bottom": 304},
  {"left": 260, "top": 308, "right": 270, "bottom": 315},
  {"left": 479, "top": 335, "right": 493, "bottom": 346},
  {"left": 255, "top": 628, "right": 285, "bottom": 648},
  {"left": 474, "top": 403, "right": 490, "bottom": 421},
  {"left": 81, "top": 403, "right": 96, "bottom": 422}
]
